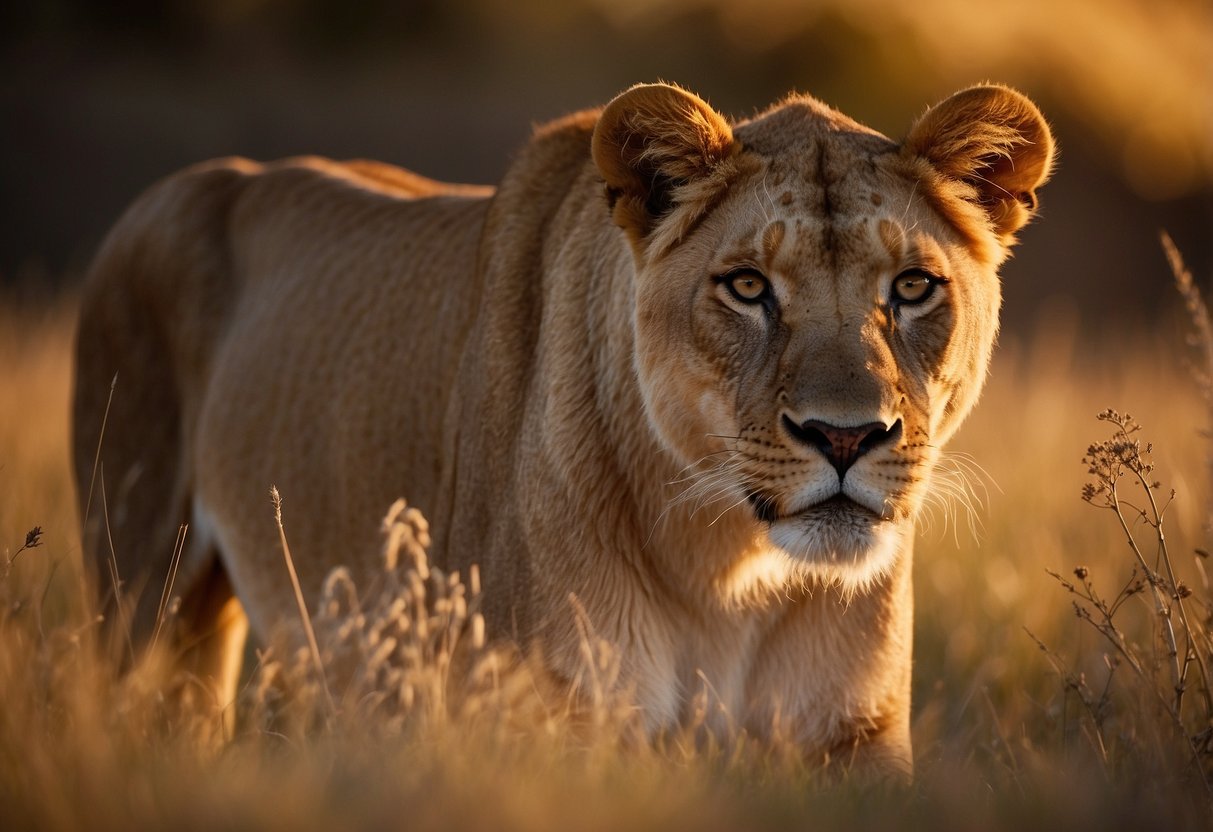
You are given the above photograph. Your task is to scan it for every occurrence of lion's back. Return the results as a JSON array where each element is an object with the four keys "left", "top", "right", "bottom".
[{"left": 73, "top": 155, "right": 494, "bottom": 636}]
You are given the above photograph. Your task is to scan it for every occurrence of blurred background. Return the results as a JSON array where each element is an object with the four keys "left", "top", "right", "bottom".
[
  {"left": 2, "top": 5, "right": 1213, "bottom": 816},
  {"left": 0, "top": 0, "right": 1209, "bottom": 332}
]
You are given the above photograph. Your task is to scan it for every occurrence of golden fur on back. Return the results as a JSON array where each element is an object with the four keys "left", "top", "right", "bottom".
[{"left": 73, "top": 83, "right": 1053, "bottom": 778}]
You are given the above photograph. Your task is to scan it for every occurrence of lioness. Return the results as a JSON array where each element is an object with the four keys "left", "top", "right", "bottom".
[{"left": 73, "top": 82, "right": 1052, "bottom": 776}]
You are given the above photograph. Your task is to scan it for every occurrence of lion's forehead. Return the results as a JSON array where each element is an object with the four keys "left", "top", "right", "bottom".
[
  {"left": 715, "top": 141, "right": 930, "bottom": 274},
  {"left": 712, "top": 196, "right": 930, "bottom": 292},
  {"left": 754, "top": 164, "right": 910, "bottom": 219}
]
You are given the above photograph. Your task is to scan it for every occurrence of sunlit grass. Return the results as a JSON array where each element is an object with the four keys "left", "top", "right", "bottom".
[{"left": 1, "top": 287, "right": 1211, "bottom": 829}]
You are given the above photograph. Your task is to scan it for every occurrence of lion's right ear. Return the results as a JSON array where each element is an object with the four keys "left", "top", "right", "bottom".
[
  {"left": 902, "top": 85, "right": 1054, "bottom": 244},
  {"left": 592, "top": 83, "right": 736, "bottom": 246}
]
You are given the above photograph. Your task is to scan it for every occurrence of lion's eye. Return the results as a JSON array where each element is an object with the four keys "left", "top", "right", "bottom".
[
  {"left": 725, "top": 270, "right": 770, "bottom": 304},
  {"left": 891, "top": 269, "right": 941, "bottom": 305}
]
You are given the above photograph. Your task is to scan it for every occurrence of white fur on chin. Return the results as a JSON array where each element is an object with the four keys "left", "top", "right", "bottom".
[{"left": 769, "top": 514, "right": 908, "bottom": 599}]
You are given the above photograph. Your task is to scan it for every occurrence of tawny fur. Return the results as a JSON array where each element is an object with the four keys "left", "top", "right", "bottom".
[{"left": 72, "top": 83, "right": 1053, "bottom": 778}]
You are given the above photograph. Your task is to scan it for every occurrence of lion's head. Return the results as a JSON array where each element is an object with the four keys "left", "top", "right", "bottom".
[{"left": 592, "top": 83, "right": 1053, "bottom": 591}]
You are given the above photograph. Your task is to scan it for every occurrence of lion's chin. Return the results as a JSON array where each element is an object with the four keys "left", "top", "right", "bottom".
[{"left": 767, "top": 498, "right": 906, "bottom": 595}]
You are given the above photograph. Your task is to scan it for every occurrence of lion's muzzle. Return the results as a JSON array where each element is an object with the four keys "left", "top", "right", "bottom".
[{"left": 780, "top": 416, "right": 902, "bottom": 477}]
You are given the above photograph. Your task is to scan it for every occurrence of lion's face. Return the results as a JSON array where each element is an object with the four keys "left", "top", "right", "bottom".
[
  {"left": 594, "top": 84, "right": 1053, "bottom": 588},
  {"left": 633, "top": 148, "right": 999, "bottom": 586}
]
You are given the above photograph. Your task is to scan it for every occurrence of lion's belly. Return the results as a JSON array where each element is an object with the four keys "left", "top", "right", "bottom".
[{"left": 192, "top": 185, "right": 489, "bottom": 639}]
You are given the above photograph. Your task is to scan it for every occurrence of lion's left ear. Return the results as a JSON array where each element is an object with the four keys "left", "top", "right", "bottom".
[
  {"left": 903, "top": 85, "right": 1055, "bottom": 241},
  {"left": 592, "top": 83, "right": 736, "bottom": 245}
]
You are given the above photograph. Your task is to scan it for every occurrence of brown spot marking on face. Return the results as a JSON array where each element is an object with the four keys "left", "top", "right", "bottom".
[
  {"left": 878, "top": 218, "right": 904, "bottom": 266},
  {"left": 780, "top": 191, "right": 794, "bottom": 206},
  {"left": 870, "top": 192, "right": 883, "bottom": 206},
  {"left": 761, "top": 220, "right": 786, "bottom": 263}
]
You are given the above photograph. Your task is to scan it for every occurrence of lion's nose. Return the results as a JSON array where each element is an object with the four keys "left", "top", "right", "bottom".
[{"left": 781, "top": 416, "right": 901, "bottom": 477}]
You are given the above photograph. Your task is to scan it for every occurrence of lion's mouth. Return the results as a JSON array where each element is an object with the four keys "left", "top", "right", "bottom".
[
  {"left": 745, "top": 490, "right": 782, "bottom": 524},
  {"left": 746, "top": 491, "right": 880, "bottom": 525},
  {"left": 747, "top": 485, "right": 905, "bottom": 587}
]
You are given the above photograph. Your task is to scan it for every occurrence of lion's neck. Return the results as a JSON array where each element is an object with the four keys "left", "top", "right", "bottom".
[{"left": 573, "top": 230, "right": 790, "bottom": 614}]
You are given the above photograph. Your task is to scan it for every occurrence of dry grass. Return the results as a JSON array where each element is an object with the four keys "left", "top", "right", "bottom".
[{"left": 3, "top": 266, "right": 1213, "bottom": 829}]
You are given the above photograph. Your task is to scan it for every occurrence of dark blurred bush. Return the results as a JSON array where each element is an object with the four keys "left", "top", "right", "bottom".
[{"left": 0, "top": 0, "right": 1208, "bottom": 331}]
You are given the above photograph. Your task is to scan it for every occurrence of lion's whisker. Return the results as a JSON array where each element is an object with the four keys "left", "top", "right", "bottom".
[{"left": 707, "top": 492, "right": 754, "bottom": 527}]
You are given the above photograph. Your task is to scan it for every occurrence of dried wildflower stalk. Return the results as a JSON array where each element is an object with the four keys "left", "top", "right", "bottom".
[
  {"left": 248, "top": 497, "right": 645, "bottom": 751},
  {"left": 1081, "top": 411, "right": 1185, "bottom": 706},
  {"left": 1048, "top": 409, "right": 1213, "bottom": 793},
  {"left": 5, "top": 526, "right": 42, "bottom": 569},
  {"left": 271, "top": 485, "right": 336, "bottom": 724},
  {"left": 1166, "top": 230, "right": 1213, "bottom": 537},
  {"left": 250, "top": 499, "right": 519, "bottom": 737},
  {"left": 1166, "top": 231, "right": 1213, "bottom": 405}
]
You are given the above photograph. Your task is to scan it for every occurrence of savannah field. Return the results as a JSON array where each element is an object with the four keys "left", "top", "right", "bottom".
[
  {"left": 2, "top": 1, "right": 1212, "bottom": 829},
  {"left": 1, "top": 243, "right": 1212, "bottom": 830}
]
